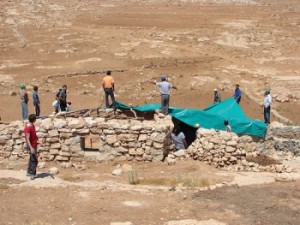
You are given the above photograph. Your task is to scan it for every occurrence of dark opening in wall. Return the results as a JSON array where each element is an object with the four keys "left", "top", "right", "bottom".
[
  {"left": 172, "top": 117, "right": 197, "bottom": 147},
  {"left": 80, "top": 135, "right": 101, "bottom": 151}
]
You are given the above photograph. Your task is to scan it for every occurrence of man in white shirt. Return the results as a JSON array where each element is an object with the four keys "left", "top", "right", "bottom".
[{"left": 263, "top": 90, "right": 272, "bottom": 124}]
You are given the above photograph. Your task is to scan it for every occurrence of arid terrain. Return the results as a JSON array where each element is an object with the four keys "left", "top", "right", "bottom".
[
  {"left": 1, "top": 159, "right": 300, "bottom": 225},
  {"left": 0, "top": 0, "right": 299, "bottom": 123},
  {"left": 0, "top": 0, "right": 300, "bottom": 225}
]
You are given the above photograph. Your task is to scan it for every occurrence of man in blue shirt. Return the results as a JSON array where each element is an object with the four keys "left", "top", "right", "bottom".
[
  {"left": 32, "top": 85, "right": 40, "bottom": 116},
  {"left": 152, "top": 75, "right": 176, "bottom": 115},
  {"left": 233, "top": 84, "right": 242, "bottom": 104}
]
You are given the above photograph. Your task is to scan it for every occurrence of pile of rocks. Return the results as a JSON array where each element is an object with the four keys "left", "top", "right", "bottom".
[{"left": 186, "top": 128, "right": 292, "bottom": 173}]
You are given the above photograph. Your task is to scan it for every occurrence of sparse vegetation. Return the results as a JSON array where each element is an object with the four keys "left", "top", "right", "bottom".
[
  {"left": 0, "top": 183, "right": 9, "bottom": 189},
  {"left": 128, "top": 171, "right": 218, "bottom": 188},
  {"left": 246, "top": 155, "right": 278, "bottom": 166}
]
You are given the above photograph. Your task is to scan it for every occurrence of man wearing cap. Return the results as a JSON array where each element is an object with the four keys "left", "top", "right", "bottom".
[
  {"left": 214, "top": 88, "right": 221, "bottom": 103},
  {"left": 102, "top": 70, "right": 116, "bottom": 108},
  {"left": 152, "top": 75, "right": 176, "bottom": 115},
  {"left": 263, "top": 90, "right": 272, "bottom": 124},
  {"left": 19, "top": 84, "right": 29, "bottom": 120}
]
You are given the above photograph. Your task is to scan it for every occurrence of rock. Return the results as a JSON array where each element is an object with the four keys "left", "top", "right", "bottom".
[
  {"left": 60, "top": 162, "right": 73, "bottom": 168},
  {"left": 173, "top": 150, "right": 186, "bottom": 158},
  {"left": 53, "top": 119, "right": 67, "bottom": 129},
  {"left": 274, "top": 174, "right": 294, "bottom": 182},
  {"left": 122, "top": 163, "right": 133, "bottom": 172},
  {"left": 275, "top": 164, "right": 284, "bottom": 173},
  {"left": 49, "top": 167, "right": 59, "bottom": 175},
  {"left": 112, "top": 164, "right": 122, "bottom": 176},
  {"left": 225, "top": 146, "right": 235, "bottom": 153},
  {"left": 10, "top": 91, "right": 17, "bottom": 96},
  {"left": 285, "top": 167, "right": 293, "bottom": 173},
  {"left": 166, "top": 157, "right": 176, "bottom": 165},
  {"left": 38, "top": 162, "right": 47, "bottom": 169},
  {"left": 227, "top": 141, "right": 237, "bottom": 147}
]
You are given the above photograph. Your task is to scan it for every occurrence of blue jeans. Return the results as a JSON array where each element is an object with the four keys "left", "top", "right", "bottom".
[
  {"left": 27, "top": 152, "right": 38, "bottom": 176},
  {"left": 21, "top": 100, "right": 28, "bottom": 120},
  {"left": 104, "top": 88, "right": 116, "bottom": 108},
  {"left": 34, "top": 102, "right": 40, "bottom": 116},
  {"left": 161, "top": 94, "right": 170, "bottom": 115},
  {"left": 264, "top": 106, "right": 271, "bottom": 124}
]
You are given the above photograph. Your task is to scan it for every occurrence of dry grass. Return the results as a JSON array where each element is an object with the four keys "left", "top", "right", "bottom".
[
  {"left": 0, "top": 183, "right": 9, "bottom": 189},
  {"left": 59, "top": 174, "right": 81, "bottom": 182},
  {"left": 128, "top": 170, "right": 218, "bottom": 188},
  {"left": 246, "top": 155, "right": 278, "bottom": 166}
]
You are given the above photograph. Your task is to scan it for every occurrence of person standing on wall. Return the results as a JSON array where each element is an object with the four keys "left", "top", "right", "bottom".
[
  {"left": 152, "top": 74, "right": 176, "bottom": 115},
  {"left": 32, "top": 85, "right": 40, "bottom": 116},
  {"left": 59, "top": 85, "right": 68, "bottom": 112},
  {"left": 24, "top": 114, "right": 39, "bottom": 180},
  {"left": 102, "top": 70, "right": 116, "bottom": 108},
  {"left": 233, "top": 84, "right": 242, "bottom": 104},
  {"left": 214, "top": 88, "right": 221, "bottom": 103},
  {"left": 19, "top": 84, "right": 29, "bottom": 120},
  {"left": 263, "top": 90, "right": 272, "bottom": 124}
]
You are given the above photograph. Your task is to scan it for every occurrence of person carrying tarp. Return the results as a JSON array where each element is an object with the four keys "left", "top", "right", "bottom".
[{"left": 233, "top": 84, "right": 242, "bottom": 104}]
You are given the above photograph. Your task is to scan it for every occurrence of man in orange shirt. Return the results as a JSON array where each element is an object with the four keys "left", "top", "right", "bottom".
[{"left": 102, "top": 70, "right": 116, "bottom": 108}]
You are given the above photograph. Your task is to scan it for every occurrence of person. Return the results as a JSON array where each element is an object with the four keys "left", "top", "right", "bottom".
[
  {"left": 32, "top": 85, "right": 40, "bottom": 116},
  {"left": 263, "top": 90, "right": 272, "bottom": 124},
  {"left": 19, "top": 84, "right": 29, "bottom": 120},
  {"left": 152, "top": 74, "right": 176, "bottom": 115},
  {"left": 58, "top": 85, "right": 68, "bottom": 112},
  {"left": 214, "top": 88, "right": 221, "bottom": 103},
  {"left": 66, "top": 100, "right": 72, "bottom": 112},
  {"left": 171, "top": 126, "right": 187, "bottom": 151},
  {"left": 102, "top": 70, "right": 116, "bottom": 108},
  {"left": 24, "top": 114, "right": 38, "bottom": 180},
  {"left": 233, "top": 84, "right": 242, "bottom": 104},
  {"left": 224, "top": 120, "right": 232, "bottom": 132}
]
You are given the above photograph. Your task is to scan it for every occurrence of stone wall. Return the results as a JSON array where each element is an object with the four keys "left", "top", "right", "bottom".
[
  {"left": 0, "top": 113, "right": 173, "bottom": 163},
  {"left": 0, "top": 114, "right": 299, "bottom": 173},
  {"left": 265, "top": 125, "right": 300, "bottom": 156}
]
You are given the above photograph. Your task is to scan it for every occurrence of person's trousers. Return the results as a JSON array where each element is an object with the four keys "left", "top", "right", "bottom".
[
  {"left": 34, "top": 102, "right": 40, "bottom": 116},
  {"left": 27, "top": 152, "right": 38, "bottom": 176},
  {"left": 104, "top": 88, "right": 116, "bottom": 108},
  {"left": 21, "top": 100, "right": 28, "bottom": 120},
  {"left": 264, "top": 106, "right": 271, "bottom": 124},
  {"left": 60, "top": 101, "right": 67, "bottom": 112},
  {"left": 161, "top": 94, "right": 170, "bottom": 115}
]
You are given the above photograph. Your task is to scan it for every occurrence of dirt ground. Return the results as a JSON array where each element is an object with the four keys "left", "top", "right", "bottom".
[
  {"left": 0, "top": 0, "right": 300, "bottom": 123},
  {"left": 0, "top": 159, "right": 300, "bottom": 225}
]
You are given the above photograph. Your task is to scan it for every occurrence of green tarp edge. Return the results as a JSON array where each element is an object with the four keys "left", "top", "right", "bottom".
[{"left": 114, "top": 97, "right": 267, "bottom": 138}]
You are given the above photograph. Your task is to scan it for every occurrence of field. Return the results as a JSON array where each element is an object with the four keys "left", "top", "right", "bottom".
[{"left": 0, "top": 0, "right": 299, "bottom": 123}]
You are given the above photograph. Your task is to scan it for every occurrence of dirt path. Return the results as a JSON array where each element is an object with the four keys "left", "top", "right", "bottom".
[{"left": 0, "top": 159, "right": 300, "bottom": 225}]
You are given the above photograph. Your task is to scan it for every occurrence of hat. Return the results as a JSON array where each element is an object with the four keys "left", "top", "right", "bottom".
[
  {"left": 161, "top": 75, "right": 167, "bottom": 81},
  {"left": 214, "top": 88, "right": 218, "bottom": 91},
  {"left": 20, "top": 84, "right": 25, "bottom": 89}
]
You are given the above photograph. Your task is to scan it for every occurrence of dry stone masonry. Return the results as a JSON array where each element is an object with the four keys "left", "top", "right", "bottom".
[{"left": 0, "top": 112, "right": 298, "bottom": 173}]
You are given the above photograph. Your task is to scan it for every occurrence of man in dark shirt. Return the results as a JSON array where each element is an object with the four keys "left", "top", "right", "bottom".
[
  {"left": 233, "top": 84, "right": 242, "bottom": 104},
  {"left": 59, "top": 85, "right": 68, "bottom": 112}
]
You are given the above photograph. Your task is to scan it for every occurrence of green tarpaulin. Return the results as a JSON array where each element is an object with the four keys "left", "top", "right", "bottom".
[{"left": 115, "top": 97, "right": 267, "bottom": 138}]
